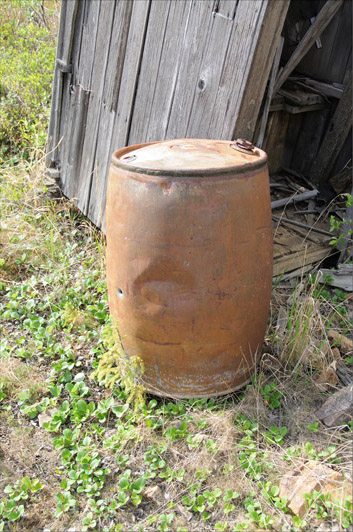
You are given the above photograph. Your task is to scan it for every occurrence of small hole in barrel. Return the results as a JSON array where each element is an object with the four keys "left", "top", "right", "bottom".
[{"left": 117, "top": 287, "right": 124, "bottom": 298}]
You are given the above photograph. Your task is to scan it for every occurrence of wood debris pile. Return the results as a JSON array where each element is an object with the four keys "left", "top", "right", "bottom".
[{"left": 271, "top": 168, "right": 351, "bottom": 285}]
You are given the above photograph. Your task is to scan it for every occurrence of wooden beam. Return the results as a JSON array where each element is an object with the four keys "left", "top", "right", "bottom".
[
  {"left": 310, "top": 73, "right": 352, "bottom": 184},
  {"left": 293, "top": 78, "right": 344, "bottom": 99},
  {"left": 273, "top": 0, "right": 344, "bottom": 95},
  {"left": 269, "top": 102, "right": 327, "bottom": 114},
  {"left": 231, "top": 0, "right": 290, "bottom": 141},
  {"left": 257, "top": 36, "right": 284, "bottom": 148}
]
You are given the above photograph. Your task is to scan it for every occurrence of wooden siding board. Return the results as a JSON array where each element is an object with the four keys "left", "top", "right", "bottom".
[
  {"left": 86, "top": 0, "right": 136, "bottom": 228},
  {"left": 111, "top": 0, "right": 151, "bottom": 149},
  {"left": 59, "top": 0, "right": 102, "bottom": 200},
  {"left": 165, "top": 1, "right": 215, "bottom": 139},
  {"left": 129, "top": 0, "right": 288, "bottom": 143},
  {"left": 211, "top": 0, "right": 268, "bottom": 138},
  {"left": 129, "top": 0, "right": 192, "bottom": 142},
  {"left": 185, "top": 0, "right": 242, "bottom": 138},
  {"left": 127, "top": 0, "right": 176, "bottom": 143},
  {"left": 88, "top": 0, "right": 151, "bottom": 228},
  {"left": 48, "top": 0, "right": 304, "bottom": 227},
  {"left": 58, "top": 0, "right": 85, "bottom": 192},
  {"left": 68, "top": 0, "right": 115, "bottom": 212}
]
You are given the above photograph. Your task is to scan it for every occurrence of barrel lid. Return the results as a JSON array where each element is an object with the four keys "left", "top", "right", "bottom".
[{"left": 112, "top": 138, "right": 267, "bottom": 177}]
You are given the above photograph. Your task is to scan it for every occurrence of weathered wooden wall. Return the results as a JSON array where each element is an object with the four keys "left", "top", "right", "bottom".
[{"left": 47, "top": 0, "right": 289, "bottom": 229}]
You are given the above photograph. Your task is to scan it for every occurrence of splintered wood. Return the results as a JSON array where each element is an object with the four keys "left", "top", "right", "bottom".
[
  {"left": 273, "top": 225, "right": 331, "bottom": 277},
  {"left": 271, "top": 174, "right": 333, "bottom": 278}
]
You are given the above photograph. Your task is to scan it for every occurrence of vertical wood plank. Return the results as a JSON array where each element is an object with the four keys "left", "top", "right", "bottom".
[
  {"left": 71, "top": 0, "right": 116, "bottom": 210},
  {"left": 290, "top": 108, "right": 331, "bottom": 175},
  {"left": 310, "top": 73, "right": 352, "bottom": 183},
  {"left": 87, "top": 0, "right": 151, "bottom": 229},
  {"left": 59, "top": 0, "right": 102, "bottom": 200}
]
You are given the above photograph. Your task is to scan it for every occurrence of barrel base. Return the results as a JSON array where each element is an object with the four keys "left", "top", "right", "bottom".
[{"left": 141, "top": 375, "right": 254, "bottom": 400}]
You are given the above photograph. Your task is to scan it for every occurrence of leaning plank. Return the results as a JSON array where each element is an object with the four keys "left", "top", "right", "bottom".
[
  {"left": 257, "top": 36, "right": 284, "bottom": 148},
  {"left": 272, "top": 215, "right": 333, "bottom": 238},
  {"left": 273, "top": 0, "right": 344, "bottom": 95},
  {"left": 310, "top": 73, "right": 352, "bottom": 184},
  {"left": 273, "top": 247, "right": 331, "bottom": 277},
  {"left": 230, "top": 0, "right": 289, "bottom": 140}
]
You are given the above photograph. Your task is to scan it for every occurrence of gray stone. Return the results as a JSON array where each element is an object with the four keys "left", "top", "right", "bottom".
[{"left": 316, "top": 385, "right": 353, "bottom": 427}]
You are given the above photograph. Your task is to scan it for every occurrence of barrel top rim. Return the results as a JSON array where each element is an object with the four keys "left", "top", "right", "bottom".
[{"left": 111, "top": 139, "right": 267, "bottom": 177}]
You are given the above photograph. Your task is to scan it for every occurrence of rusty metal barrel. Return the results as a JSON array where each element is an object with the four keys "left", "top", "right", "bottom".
[{"left": 106, "top": 139, "right": 273, "bottom": 398}]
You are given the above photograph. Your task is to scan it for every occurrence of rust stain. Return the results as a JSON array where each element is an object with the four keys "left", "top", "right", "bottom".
[{"left": 106, "top": 139, "right": 272, "bottom": 398}]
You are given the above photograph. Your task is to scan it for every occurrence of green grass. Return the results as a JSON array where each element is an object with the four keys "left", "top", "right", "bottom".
[{"left": 0, "top": 0, "right": 58, "bottom": 163}]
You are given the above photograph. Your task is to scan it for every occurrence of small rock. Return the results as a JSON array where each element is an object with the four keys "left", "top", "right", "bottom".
[
  {"left": 316, "top": 385, "right": 353, "bottom": 427},
  {"left": 144, "top": 485, "right": 161, "bottom": 499},
  {"left": 279, "top": 460, "right": 350, "bottom": 518},
  {"left": 38, "top": 412, "right": 52, "bottom": 427},
  {"left": 328, "top": 330, "right": 353, "bottom": 356},
  {"left": 313, "top": 361, "right": 339, "bottom": 391},
  {"left": 276, "top": 307, "right": 288, "bottom": 336}
]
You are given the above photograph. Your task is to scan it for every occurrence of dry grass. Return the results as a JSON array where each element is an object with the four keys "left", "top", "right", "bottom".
[{"left": 0, "top": 358, "right": 47, "bottom": 400}]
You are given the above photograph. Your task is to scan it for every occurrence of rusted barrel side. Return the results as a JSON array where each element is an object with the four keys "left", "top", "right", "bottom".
[{"left": 106, "top": 139, "right": 272, "bottom": 398}]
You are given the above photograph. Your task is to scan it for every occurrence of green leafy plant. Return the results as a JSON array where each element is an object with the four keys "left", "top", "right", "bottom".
[
  {"left": 0, "top": 0, "right": 57, "bottom": 162},
  {"left": 264, "top": 425, "right": 288, "bottom": 446},
  {"left": 260, "top": 382, "right": 282, "bottom": 409},
  {"left": 223, "top": 488, "right": 240, "bottom": 513},
  {"left": 0, "top": 477, "right": 43, "bottom": 530},
  {"left": 243, "top": 495, "right": 274, "bottom": 529},
  {"left": 329, "top": 193, "right": 352, "bottom": 247},
  {"left": 116, "top": 472, "right": 146, "bottom": 508},
  {"left": 307, "top": 421, "right": 319, "bottom": 433}
]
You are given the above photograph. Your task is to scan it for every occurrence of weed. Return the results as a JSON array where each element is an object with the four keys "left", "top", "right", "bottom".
[
  {"left": 307, "top": 421, "right": 319, "bottom": 433},
  {"left": 90, "top": 322, "right": 146, "bottom": 409},
  {"left": 260, "top": 382, "right": 283, "bottom": 408},
  {"left": 243, "top": 495, "right": 274, "bottom": 529},
  {"left": 329, "top": 193, "right": 352, "bottom": 247},
  {"left": 0, "top": 477, "right": 43, "bottom": 530},
  {"left": 264, "top": 425, "right": 288, "bottom": 446}
]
